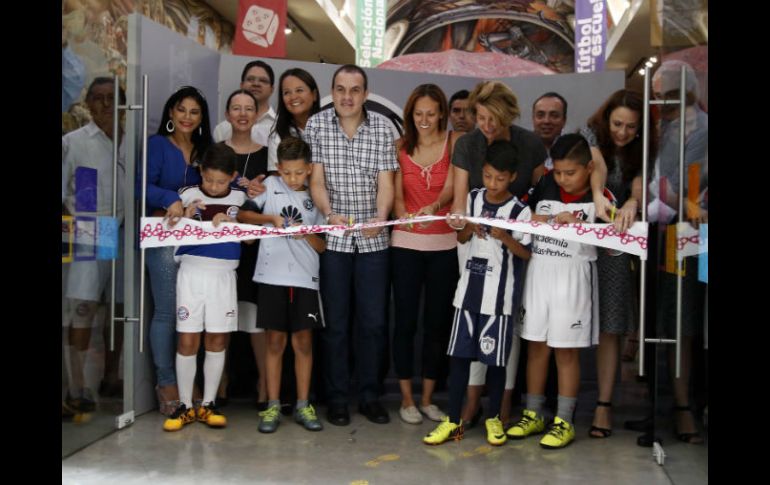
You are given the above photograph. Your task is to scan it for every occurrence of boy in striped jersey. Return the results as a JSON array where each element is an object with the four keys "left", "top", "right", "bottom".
[{"left": 424, "top": 141, "right": 532, "bottom": 446}]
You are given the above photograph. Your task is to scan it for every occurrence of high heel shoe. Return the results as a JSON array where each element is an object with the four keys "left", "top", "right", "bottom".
[
  {"left": 674, "top": 405, "right": 704, "bottom": 444},
  {"left": 155, "top": 385, "right": 180, "bottom": 416}
]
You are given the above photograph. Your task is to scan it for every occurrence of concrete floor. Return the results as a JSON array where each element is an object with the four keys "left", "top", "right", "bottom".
[{"left": 62, "top": 391, "right": 707, "bottom": 485}]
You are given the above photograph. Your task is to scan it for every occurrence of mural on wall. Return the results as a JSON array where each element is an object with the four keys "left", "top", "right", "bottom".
[
  {"left": 62, "top": 0, "right": 235, "bottom": 133},
  {"left": 385, "top": 0, "right": 576, "bottom": 74}
]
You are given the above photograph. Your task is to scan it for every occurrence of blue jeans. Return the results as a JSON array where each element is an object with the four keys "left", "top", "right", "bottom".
[
  {"left": 146, "top": 246, "right": 178, "bottom": 387},
  {"left": 320, "top": 249, "right": 389, "bottom": 404}
]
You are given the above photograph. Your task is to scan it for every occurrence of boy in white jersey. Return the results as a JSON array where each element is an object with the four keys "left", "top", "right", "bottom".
[
  {"left": 237, "top": 137, "right": 326, "bottom": 433},
  {"left": 164, "top": 144, "right": 247, "bottom": 432},
  {"left": 425, "top": 141, "right": 532, "bottom": 446},
  {"left": 508, "top": 133, "right": 600, "bottom": 449}
]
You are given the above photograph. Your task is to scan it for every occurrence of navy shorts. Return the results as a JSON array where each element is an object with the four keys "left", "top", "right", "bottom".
[{"left": 447, "top": 307, "right": 513, "bottom": 367}]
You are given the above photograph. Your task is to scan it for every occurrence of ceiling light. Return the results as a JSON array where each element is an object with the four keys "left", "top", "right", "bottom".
[
  {"left": 285, "top": 26, "right": 293, "bottom": 35},
  {"left": 638, "top": 68, "right": 645, "bottom": 76},
  {"left": 649, "top": 56, "right": 658, "bottom": 64}
]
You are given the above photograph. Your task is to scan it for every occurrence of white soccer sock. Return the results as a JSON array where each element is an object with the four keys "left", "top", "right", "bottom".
[
  {"left": 203, "top": 350, "right": 226, "bottom": 406},
  {"left": 176, "top": 353, "right": 197, "bottom": 408}
]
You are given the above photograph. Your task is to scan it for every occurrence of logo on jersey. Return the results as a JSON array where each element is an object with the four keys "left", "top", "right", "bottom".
[
  {"left": 571, "top": 320, "right": 583, "bottom": 329},
  {"left": 177, "top": 306, "right": 190, "bottom": 321},
  {"left": 307, "top": 313, "right": 318, "bottom": 323},
  {"left": 518, "top": 306, "right": 526, "bottom": 325},
  {"left": 466, "top": 257, "right": 492, "bottom": 275},
  {"left": 303, "top": 198, "right": 314, "bottom": 211},
  {"left": 280, "top": 205, "right": 303, "bottom": 225},
  {"left": 226, "top": 206, "right": 239, "bottom": 219},
  {"left": 226, "top": 309, "right": 236, "bottom": 318},
  {"left": 480, "top": 336, "right": 496, "bottom": 355}
]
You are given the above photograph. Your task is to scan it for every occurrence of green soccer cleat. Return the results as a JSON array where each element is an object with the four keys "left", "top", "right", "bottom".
[
  {"left": 258, "top": 404, "right": 282, "bottom": 433},
  {"left": 294, "top": 405, "right": 323, "bottom": 431}
]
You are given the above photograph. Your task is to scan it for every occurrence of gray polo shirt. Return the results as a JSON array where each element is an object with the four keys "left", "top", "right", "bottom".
[{"left": 452, "top": 125, "right": 547, "bottom": 198}]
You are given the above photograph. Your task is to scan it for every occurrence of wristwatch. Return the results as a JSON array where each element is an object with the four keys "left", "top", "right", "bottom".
[{"left": 325, "top": 212, "right": 335, "bottom": 224}]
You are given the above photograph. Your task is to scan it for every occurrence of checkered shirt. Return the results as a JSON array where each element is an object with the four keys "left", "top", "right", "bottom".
[{"left": 304, "top": 107, "right": 398, "bottom": 253}]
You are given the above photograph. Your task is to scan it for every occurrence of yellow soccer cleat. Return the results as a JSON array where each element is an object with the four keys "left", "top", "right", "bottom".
[
  {"left": 197, "top": 403, "right": 227, "bottom": 428},
  {"left": 423, "top": 417, "right": 464, "bottom": 445},
  {"left": 163, "top": 404, "right": 197, "bottom": 432},
  {"left": 485, "top": 416, "right": 507, "bottom": 446},
  {"left": 539, "top": 417, "right": 576, "bottom": 449},
  {"left": 507, "top": 409, "right": 546, "bottom": 439}
]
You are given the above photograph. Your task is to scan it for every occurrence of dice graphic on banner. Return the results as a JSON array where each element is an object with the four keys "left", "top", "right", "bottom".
[
  {"left": 233, "top": 0, "right": 286, "bottom": 56},
  {"left": 242, "top": 4, "right": 279, "bottom": 47}
]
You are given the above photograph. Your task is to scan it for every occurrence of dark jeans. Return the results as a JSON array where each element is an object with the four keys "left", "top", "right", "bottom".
[
  {"left": 391, "top": 246, "right": 457, "bottom": 380},
  {"left": 320, "top": 249, "right": 390, "bottom": 405}
]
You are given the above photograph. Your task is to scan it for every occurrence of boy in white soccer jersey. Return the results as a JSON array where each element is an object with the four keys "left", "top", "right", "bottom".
[
  {"left": 237, "top": 136, "right": 326, "bottom": 434},
  {"left": 163, "top": 144, "right": 247, "bottom": 432},
  {"left": 425, "top": 141, "right": 532, "bottom": 446},
  {"left": 508, "top": 133, "right": 601, "bottom": 449}
]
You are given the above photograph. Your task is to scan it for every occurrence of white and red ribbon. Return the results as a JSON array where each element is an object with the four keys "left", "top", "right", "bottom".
[{"left": 140, "top": 215, "right": 649, "bottom": 258}]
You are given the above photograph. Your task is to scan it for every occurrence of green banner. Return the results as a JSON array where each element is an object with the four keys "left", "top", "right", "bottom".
[{"left": 356, "top": 0, "right": 386, "bottom": 67}]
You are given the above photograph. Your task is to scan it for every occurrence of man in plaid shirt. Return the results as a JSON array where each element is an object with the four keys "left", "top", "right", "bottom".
[{"left": 306, "top": 64, "right": 398, "bottom": 426}]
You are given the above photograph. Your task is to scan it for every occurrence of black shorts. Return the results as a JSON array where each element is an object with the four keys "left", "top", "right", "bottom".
[{"left": 256, "top": 283, "right": 322, "bottom": 332}]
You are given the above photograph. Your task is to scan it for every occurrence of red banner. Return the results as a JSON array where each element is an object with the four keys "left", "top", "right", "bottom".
[{"left": 233, "top": 0, "right": 287, "bottom": 58}]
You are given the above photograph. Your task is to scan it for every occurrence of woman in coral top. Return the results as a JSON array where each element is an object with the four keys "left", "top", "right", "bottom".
[{"left": 391, "top": 84, "right": 461, "bottom": 425}]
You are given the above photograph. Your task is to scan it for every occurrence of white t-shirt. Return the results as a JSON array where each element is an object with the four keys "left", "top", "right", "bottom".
[
  {"left": 213, "top": 106, "right": 276, "bottom": 146},
  {"left": 62, "top": 122, "right": 125, "bottom": 221},
  {"left": 249, "top": 175, "right": 323, "bottom": 290},
  {"left": 267, "top": 125, "right": 303, "bottom": 172}
]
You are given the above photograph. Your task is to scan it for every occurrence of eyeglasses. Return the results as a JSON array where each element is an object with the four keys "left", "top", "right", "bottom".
[{"left": 245, "top": 76, "right": 271, "bottom": 85}]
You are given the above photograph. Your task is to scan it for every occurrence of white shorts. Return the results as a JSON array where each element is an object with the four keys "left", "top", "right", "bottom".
[
  {"left": 468, "top": 335, "right": 520, "bottom": 389},
  {"left": 518, "top": 258, "right": 599, "bottom": 348},
  {"left": 237, "top": 301, "right": 264, "bottom": 334},
  {"left": 65, "top": 259, "right": 110, "bottom": 301},
  {"left": 176, "top": 262, "right": 238, "bottom": 333}
]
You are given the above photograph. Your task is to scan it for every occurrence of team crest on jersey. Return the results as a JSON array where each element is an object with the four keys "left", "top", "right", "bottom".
[
  {"left": 480, "top": 336, "right": 496, "bottom": 355},
  {"left": 177, "top": 306, "right": 190, "bottom": 321},
  {"left": 572, "top": 210, "right": 588, "bottom": 221},
  {"left": 226, "top": 205, "right": 240, "bottom": 219},
  {"left": 303, "top": 198, "right": 314, "bottom": 211},
  {"left": 280, "top": 205, "right": 303, "bottom": 225},
  {"left": 518, "top": 306, "right": 526, "bottom": 325}
]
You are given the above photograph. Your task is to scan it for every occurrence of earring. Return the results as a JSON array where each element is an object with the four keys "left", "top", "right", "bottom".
[
  {"left": 166, "top": 120, "right": 175, "bottom": 132},
  {"left": 198, "top": 126, "right": 202, "bottom": 136}
]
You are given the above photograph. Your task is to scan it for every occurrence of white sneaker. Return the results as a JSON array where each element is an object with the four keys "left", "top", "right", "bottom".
[
  {"left": 419, "top": 404, "right": 447, "bottom": 422},
  {"left": 399, "top": 405, "right": 423, "bottom": 424}
]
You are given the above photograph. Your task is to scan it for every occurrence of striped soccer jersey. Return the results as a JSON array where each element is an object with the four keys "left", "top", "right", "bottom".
[{"left": 452, "top": 188, "right": 532, "bottom": 316}]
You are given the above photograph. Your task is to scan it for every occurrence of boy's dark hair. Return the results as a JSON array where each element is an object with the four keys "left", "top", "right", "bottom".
[
  {"left": 201, "top": 143, "right": 237, "bottom": 175},
  {"left": 484, "top": 140, "right": 519, "bottom": 174},
  {"left": 241, "top": 60, "right": 275, "bottom": 86},
  {"left": 277, "top": 136, "right": 311, "bottom": 164},
  {"left": 449, "top": 89, "right": 470, "bottom": 107},
  {"left": 550, "top": 133, "right": 592, "bottom": 166},
  {"left": 332, "top": 64, "right": 368, "bottom": 91}
]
